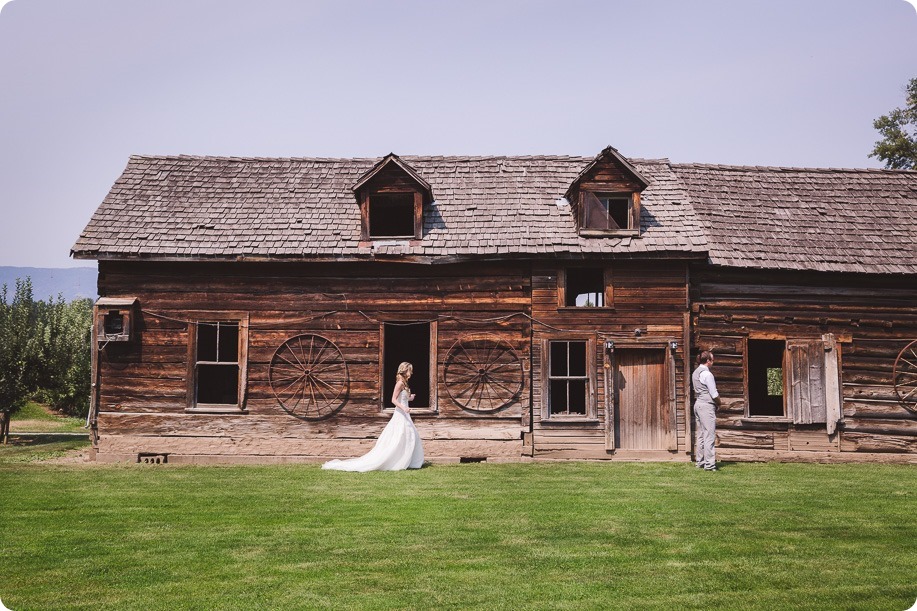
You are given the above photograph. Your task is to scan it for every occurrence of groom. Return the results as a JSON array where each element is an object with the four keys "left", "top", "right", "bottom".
[{"left": 692, "top": 351, "right": 721, "bottom": 471}]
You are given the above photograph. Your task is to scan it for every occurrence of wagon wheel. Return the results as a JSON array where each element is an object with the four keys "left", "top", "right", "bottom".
[
  {"left": 893, "top": 339, "right": 917, "bottom": 414},
  {"left": 443, "top": 336, "right": 524, "bottom": 412},
  {"left": 270, "top": 334, "right": 349, "bottom": 420}
]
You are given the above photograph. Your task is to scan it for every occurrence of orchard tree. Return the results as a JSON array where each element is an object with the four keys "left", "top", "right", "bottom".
[{"left": 870, "top": 77, "right": 917, "bottom": 170}]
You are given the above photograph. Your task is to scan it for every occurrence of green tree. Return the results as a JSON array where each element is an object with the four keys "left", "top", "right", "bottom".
[
  {"left": 0, "top": 278, "right": 93, "bottom": 430},
  {"left": 37, "top": 297, "right": 93, "bottom": 417},
  {"left": 869, "top": 77, "right": 917, "bottom": 169},
  {"left": 0, "top": 279, "right": 41, "bottom": 412}
]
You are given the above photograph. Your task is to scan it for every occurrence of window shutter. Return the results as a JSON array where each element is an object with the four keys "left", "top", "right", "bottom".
[
  {"left": 787, "top": 339, "right": 828, "bottom": 424},
  {"left": 822, "top": 333, "right": 843, "bottom": 435}
]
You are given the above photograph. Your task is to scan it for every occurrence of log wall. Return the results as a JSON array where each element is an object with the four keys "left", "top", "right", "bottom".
[
  {"left": 691, "top": 267, "right": 917, "bottom": 461},
  {"left": 95, "top": 260, "right": 531, "bottom": 462}
]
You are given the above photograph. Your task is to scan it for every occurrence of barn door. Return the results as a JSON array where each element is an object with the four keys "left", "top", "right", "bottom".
[
  {"left": 612, "top": 347, "right": 676, "bottom": 450},
  {"left": 786, "top": 335, "right": 842, "bottom": 432}
]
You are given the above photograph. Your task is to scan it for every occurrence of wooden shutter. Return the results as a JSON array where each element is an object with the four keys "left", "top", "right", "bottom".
[
  {"left": 822, "top": 333, "right": 843, "bottom": 435},
  {"left": 787, "top": 339, "right": 828, "bottom": 424}
]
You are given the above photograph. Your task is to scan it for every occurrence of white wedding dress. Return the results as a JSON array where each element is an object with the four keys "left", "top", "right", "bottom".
[{"left": 322, "top": 390, "right": 424, "bottom": 471}]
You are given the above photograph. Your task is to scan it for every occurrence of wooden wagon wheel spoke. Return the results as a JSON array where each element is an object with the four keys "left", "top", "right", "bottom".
[
  {"left": 443, "top": 336, "right": 524, "bottom": 413},
  {"left": 894, "top": 340, "right": 917, "bottom": 414},
  {"left": 270, "top": 334, "right": 350, "bottom": 420},
  {"left": 454, "top": 377, "right": 482, "bottom": 398},
  {"left": 310, "top": 360, "right": 345, "bottom": 376},
  {"left": 487, "top": 377, "right": 517, "bottom": 397}
]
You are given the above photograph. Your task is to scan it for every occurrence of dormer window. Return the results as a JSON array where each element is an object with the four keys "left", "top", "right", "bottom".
[
  {"left": 583, "top": 192, "right": 635, "bottom": 232},
  {"left": 565, "top": 146, "right": 648, "bottom": 237},
  {"left": 369, "top": 193, "right": 417, "bottom": 238},
  {"left": 352, "top": 153, "right": 433, "bottom": 242}
]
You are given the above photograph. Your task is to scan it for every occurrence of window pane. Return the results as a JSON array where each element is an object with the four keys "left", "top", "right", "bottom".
[
  {"left": 218, "top": 323, "right": 239, "bottom": 362},
  {"left": 197, "top": 364, "right": 239, "bottom": 404},
  {"left": 568, "top": 342, "right": 586, "bottom": 377},
  {"left": 568, "top": 380, "right": 587, "bottom": 414},
  {"left": 550, "top": 380, "right": 568, "bottom": 413},
  {"left": 583, "top": 191, "right": 609, "bottom": 230},
  {"left": 197, "top": 323, "right": 218, "bottom": 362},
  {"left": 550, "top": 342, "right": 568, "bottom": 376},
  {"left": 369, "top": 193, "right": 415, "bottom": 237}
]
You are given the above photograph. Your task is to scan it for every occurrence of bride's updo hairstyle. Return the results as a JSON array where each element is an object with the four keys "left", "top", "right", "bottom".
[{"left": 396, "top": 362, "right": 413, "bottom": 393}]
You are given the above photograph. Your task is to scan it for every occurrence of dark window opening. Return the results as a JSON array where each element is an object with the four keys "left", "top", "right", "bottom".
[
  {"left": 103, "top": 311, "right": 124, "bottom": 335},
  {"left": 369, "top": 193, "right": 415, "bottom": 237},
  {"left": 748, "top": 339, "right": 785, "bottom": 416},
  {"left": 583, "top": 192, "right": 631, "bottom": 231},
  {"left": 196, "top": 322, "right": 240, "bottom": 405},
  {"left": 197, "top": 365, "right": 239, "bottom": 404},
  {"left": 566, "top": 268, "right": 605, "bottom": 307},
  {"left": 383, "top": 322, "right": 431, "bottom": 408},
  {"left": 548, "top": 341, "right": 587, "bottom": 415}
]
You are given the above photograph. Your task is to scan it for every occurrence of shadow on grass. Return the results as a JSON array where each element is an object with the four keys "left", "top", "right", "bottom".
[{"left": 0, "top": 433, "right": 91, "bottom": 464}]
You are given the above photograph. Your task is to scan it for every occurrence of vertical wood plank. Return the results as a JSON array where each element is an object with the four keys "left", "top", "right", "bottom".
[
  {"left": 822, "top": 333, "right": 842, "bottom": 434},
  {"left": 186, "top": 321, "right": 196, "bottom": 409},
  {"left": 666, "top": 347, "right": 677, "bottom": 450},
  {"left": 605, "top": 345, "right": 615, "bottom": 450},
  {"left": 429, "top": 320, "right": 438, "bottom": 412},
  {"left": 239, "top": 314, "right": 250, "bottom": 409},
  {"left": 604, "top": 266, "right": 615, "bottom": 309}
]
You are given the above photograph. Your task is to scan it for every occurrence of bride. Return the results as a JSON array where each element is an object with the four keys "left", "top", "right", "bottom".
[{"left": 322, "top": 361, "right": 425, "bottom": 471}]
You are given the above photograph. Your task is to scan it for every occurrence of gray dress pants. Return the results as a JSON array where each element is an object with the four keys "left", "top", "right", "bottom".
[{"left": 694, "top": 401, "right": 717, "bottom": 469}]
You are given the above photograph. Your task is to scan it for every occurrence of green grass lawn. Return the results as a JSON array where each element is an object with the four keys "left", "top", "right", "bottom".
[{"left": 0, "top": 460, "right": 915, "bottom": 610}]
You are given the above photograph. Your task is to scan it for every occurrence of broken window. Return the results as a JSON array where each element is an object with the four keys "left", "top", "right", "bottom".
[
  {"left": 748, "top": 339, "right": 786, "bottom": 417},
  {"left": 582, "top": 191, "right": 632, "bottom": 231},
  {"left": 565, "top": 268, "right": 606, "bottom": 307},
  {"left": 369, "top": 193, "right": 416, "bottom": 238},
  {"left": 548, "top": 340, "right": 588, "bottom": 416},
  {"left": 382, "top": 322, "right": 434, "bottom": 409},
  {"left": 195, "top": 321, "right": 241, "bottom": 406}
]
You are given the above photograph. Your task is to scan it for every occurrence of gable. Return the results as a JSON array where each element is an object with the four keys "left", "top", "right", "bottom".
[{"left": 565, "top": 146, "right": 650, "bottom": 235}]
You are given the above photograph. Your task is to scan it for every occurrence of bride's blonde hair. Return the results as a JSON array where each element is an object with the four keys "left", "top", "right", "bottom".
[{"left": 396, "top": 361, "right": 413, "bottom": 394}]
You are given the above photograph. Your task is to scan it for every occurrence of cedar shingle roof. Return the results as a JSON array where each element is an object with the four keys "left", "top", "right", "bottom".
[
  {"left": 672, "top": 163, "right": 917, "bottom": 275},
  {"left": 71, "top": 155, "right": 707, "bottom": 261},
  {"left": 72, "top": 153, "right": 917, "bottom": 275}
]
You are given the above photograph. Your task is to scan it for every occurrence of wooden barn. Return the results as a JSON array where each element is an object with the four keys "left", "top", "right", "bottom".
[{"left": 71, "top": 147, "right": 917, "bottom": 464}]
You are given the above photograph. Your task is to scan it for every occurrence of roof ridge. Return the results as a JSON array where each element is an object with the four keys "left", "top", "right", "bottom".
[
  {"left": 126, "top": 153, "right": 673, "bottom": 165},
  {"left": 671, "top": 161, "right": 917, "bottom": 174}
]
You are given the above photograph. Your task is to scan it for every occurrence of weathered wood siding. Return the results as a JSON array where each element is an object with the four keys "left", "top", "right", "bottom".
[
  {"left": 531, "top": 261, "right": 691, "bottom": 459},
  {"left": 95, "top": 261, "right": 531, "bottom": 462},
  {"left": 692, "top": 267, "right": 917, "bottom": 461}
]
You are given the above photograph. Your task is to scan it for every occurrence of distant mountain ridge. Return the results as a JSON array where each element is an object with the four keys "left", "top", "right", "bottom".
[{"left": 0, "top": 266, "right": 97, "bottom": 302}]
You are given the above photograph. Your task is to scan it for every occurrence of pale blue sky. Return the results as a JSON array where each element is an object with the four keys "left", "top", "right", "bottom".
[{"left": 1, "top": 0, "right": 915, "bottom": 268}]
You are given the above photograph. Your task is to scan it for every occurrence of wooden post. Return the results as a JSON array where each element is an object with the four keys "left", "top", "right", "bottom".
[{"left": 0, "top": 411, "right": 9, "bottom": 444}]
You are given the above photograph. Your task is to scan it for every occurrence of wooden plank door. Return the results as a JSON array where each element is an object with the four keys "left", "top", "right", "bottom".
[{"left": 614, "top": 348, "right": 674, "bottom": 450}]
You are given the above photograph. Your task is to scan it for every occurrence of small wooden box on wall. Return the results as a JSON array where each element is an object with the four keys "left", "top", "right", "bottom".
[{"left": 95, "top": 297, "right": 138, "bottom": 343}]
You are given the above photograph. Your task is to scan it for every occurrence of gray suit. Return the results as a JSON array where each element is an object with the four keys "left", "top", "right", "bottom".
[{"left": 692, "top": 364, "right": 718, "bottom": 470}]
